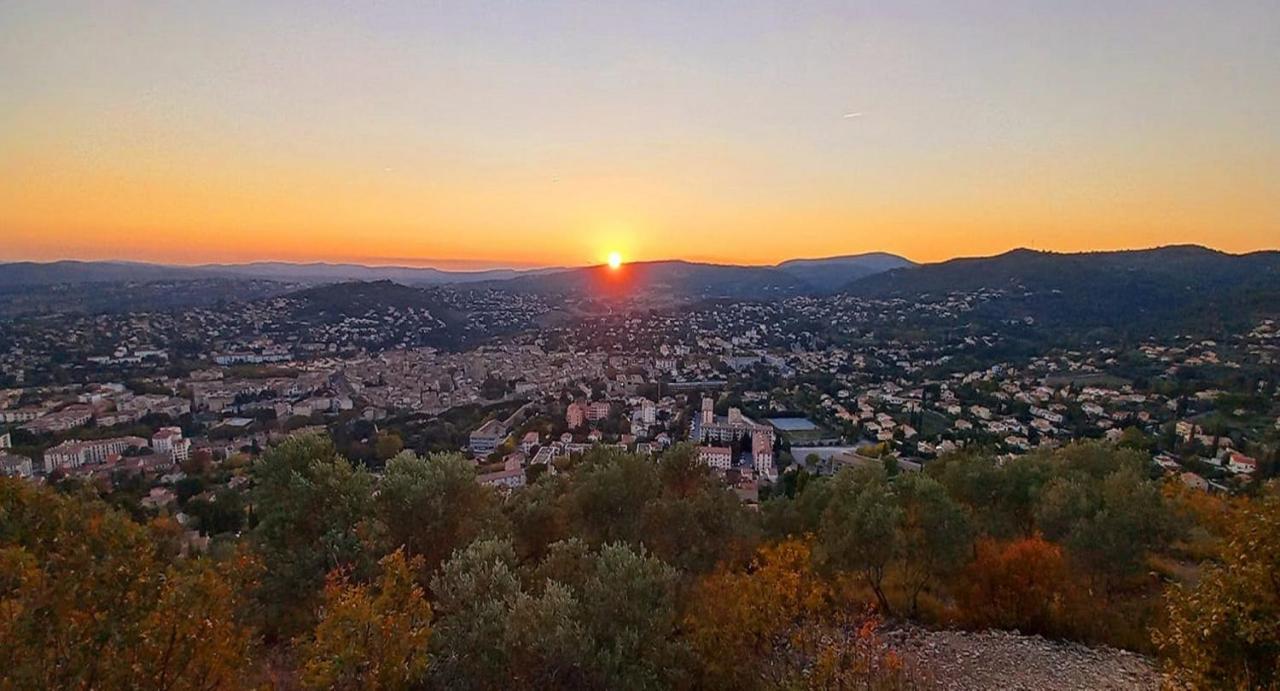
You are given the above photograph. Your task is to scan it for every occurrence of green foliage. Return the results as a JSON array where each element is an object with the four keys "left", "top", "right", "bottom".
[
  {"left": 429, "top": 537, "right": 689, "bottom": 690},
  {"left": 893, "top": 473, "right": 972, "bottom": 614},
  {"left": 250, "top": 434, "right": 376, "bottom": 638},
  {"left": 818, "top": 466, "right": 901, "bottom": 613},
  {"left": 376, "top": 451, "right": 507, "bottom": 577}
]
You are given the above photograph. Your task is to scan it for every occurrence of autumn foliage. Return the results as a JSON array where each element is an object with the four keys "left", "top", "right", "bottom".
[{"left": 954, "top": 535, "right": 1084, "bottom": 638}]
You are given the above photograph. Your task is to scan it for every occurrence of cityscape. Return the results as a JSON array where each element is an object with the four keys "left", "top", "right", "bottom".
[{"left": 3, "top": 1, "right": 1279, "bottom": 689}]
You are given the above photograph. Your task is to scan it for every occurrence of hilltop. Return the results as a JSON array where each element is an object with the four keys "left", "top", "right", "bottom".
[{"left": 845, "top": 245, "right": 1280, "bottom": 332}]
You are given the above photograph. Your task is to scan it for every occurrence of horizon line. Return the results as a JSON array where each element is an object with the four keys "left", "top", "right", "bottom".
[{"left": 0, "top": 241, "right": 1275, "bottom": 273}]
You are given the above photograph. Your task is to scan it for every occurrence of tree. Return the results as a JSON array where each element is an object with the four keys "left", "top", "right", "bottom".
[
  {"left": 817, "top": 467, "right": 901, "bottom": 614},
  {"left": 955, "top": 536, "right": 1084, "bottom": 638},
  {"left": 1038, "top": 464, "right": 1173, "bottom": 593},
  {"left": 428, "top": 538, "right": 525, "bottom": 690},
  {"left": 1157, "top": 489, "right": 1280, "bottom": 689},
  {"left": 565, "top": 447, "right": 661, "bottom": 546},
  {"left": 569, "top": 542, "right": 690, "bottom": 689},
  {"left": 894, "top": 473, "right": 972, "bottom": 615},
  {"left": 185, "top": 488, "right": 246, "bottom": 536},
  {"left": 250, "top": 434, "right": 376, "bottom": 638},
  {"left": 685, "top": 538, "right": 832, "bottom": 688},
  {"left": 376, "top": 451, "right": 506, "bottom": 578},
  {"left": 298, "top": 549, "right": 433, "bottom": 691},
  {"left": 0, "top": 477, "right": 257, "bottom": 690},
  {"left": 373, "top": 431, "right": 404, "bottom": 461},
  {"left": 429, "top": 537, "right": 689, "bottom": 690}
]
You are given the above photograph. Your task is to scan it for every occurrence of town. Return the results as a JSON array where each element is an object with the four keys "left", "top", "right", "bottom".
[{"left": 3, "top": 284, "right": 1277, "bottom": 554}]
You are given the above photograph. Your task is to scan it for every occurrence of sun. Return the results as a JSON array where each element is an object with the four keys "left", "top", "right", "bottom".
[{"left": 607, "top": 251, "right": 623, "bottom": 270}]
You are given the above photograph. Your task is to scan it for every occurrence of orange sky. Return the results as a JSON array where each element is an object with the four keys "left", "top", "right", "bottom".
[{"left": 2, "top": 2, "right": 1277, "bottom": 269}]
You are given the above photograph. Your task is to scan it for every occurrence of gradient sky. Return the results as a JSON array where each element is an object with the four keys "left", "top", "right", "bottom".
[{"left": 2, "top": 1, "right": 1277, "bottom": 269}]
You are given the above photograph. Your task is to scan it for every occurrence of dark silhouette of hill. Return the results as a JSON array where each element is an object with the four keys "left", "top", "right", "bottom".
[
  {"left": 285, "top": 280, "right": 462, "bottom": 323},
  {"left": 0, "top": 260, "right": 554, "bottom": 287},
  {"left": 846, "top": 245, "right": 1280, "bottom": 331},
  {"left": 776, "top": 252, "right": 916, "bottom": 292},
  {"left": 491, "top": 260, "right": 810, "bottom": 300},
  {"left": 0, "top": 260, "right": 199, "bottom": 287},
  {"left": 491, "top": 254, "right": 914, "bottom": 299}
]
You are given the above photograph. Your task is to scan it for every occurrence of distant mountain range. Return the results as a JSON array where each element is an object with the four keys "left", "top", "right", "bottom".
[
  {"left": 0, "top": 253, "right": 915, "bottom": 296},
  {"left": 485, "top": 252, "right": 917, "bottom": 299},
  {"left": 0, "top": 260, "right": 557, "bottom": 288},
  {"left": 2, "top": 248, "right": 1277, "bottom": 331}
]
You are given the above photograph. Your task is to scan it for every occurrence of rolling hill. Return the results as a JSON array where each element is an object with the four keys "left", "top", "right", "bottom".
[
  {"left": 776, "top": 252, "right": 916, "bottom": 292},
  {"left": 491, "top": 260, "right": 808, "bottom": 300},
  {"left": 846, "top": 245, "right": 1280, "bottom": 331},
  {"left": 0, "top": 260, "right": 555, "bottom": 288},
  {"left": 491, "top": 254, "right": 915, "bottom": 300}
]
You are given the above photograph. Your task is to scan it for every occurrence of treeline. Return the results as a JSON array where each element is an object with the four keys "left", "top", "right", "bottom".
[{"left": 1, "top": 437, "right": 1277, "bottom": 689}]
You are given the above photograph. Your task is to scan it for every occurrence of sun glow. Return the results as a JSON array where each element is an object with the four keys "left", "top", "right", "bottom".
[{"left": 607, "top": 251, "right": 623, "bottom": 270}]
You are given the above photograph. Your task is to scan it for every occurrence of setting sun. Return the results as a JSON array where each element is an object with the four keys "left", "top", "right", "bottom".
[{"left": 607, "top": 251, "right": 623, "bottom": 270}]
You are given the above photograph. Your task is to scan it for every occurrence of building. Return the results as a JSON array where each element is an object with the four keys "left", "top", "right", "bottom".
[
  {"left": 477, "top": 455, "right": 526, "bottom": 490},
  {"left": 519, "top": 431, "right": 540, "bottom": 453},
  {"left": 752, "top": 430, "right": 775, "bottom": 480},
  {"left": 151, "top": 427, "right": 191, "bottom": 463},
  {"left": 697, "top": 445, "right": 733, "bottom": 471},
  {"left": 1175, "top": 420, "right": 1200, "bottom": 442},
  {"left": 43, "top": 436, "right": 148, "bottom": 472},
  {"left": 0, "top": 408, "right": 42, "bottom": 424},
  {"left": 1226, "top": 451, "right": 1257, "bottom": 475},
  {"left": 638, "top": 399, "right": 657, "bottom": 425},
  {"left": 566, "top": 401, "right": 586, "bottom": 429},
  {"left": 22, "top": 405, "right": 93, "bottom": 434},
  {"left": 0, "top": 452, "right": 33, "bottom": 479},
  {"left": 469, "top": 419, "right": 506, "bottom": 457},
  {"left": 693, "top": 405, "right": 775, "bottom": 447},
  {"left": 587, "top": 401, "right": 611, "bottom": 422},
  {"left": 0, "top": 431, "right": 9, "bottom": 449}
]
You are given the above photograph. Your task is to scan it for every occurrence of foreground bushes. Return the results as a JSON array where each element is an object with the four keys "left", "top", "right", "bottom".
[{"left": 2, "top": 436, "right": 1276, "bottom": 689}]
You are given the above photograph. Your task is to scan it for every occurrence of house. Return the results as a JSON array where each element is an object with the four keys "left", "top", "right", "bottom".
[
  {"left": 519, "top": 431, "right": 540, "bottom": 453},
  {"left": 1226, "top": 452, "right": 1257, "bottom": 475}
]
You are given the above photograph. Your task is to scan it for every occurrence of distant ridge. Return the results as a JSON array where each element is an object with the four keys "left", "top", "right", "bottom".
[
  {"left": 0, "top": 253, "right": 915, "bottom": 295},
  {"left": 0, "top": 260, "right": 560, "bottom": 288},
  {"left": 845, "top": 244, "right": 1280, "bottom": 331},
  {"left": 776, "top": 252, "right": 916, "bottom": 292}
]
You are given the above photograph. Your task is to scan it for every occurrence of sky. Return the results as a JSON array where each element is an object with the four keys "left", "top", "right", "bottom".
[{"left": 1, "top": 1, "right": 1277, "bottom": 269}]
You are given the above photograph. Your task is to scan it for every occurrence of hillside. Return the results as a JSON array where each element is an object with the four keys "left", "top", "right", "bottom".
[
  {"left": 286, "top": 280, "right": 454, "bottom": 317},
  {"left": 493, "top": 260, "right": 810, "bottom": 300},
  {"left": 0, "top": 260, "right": 201, "bottom": 287},
  {"left": 846, "top": 245, "right": 1280, "bottom": 332},
  {"left": 777, "top": 252, "right": 916, "bottom": 292},
  {"left": 0, "top": 259, "right": 553, "bottom": 288}
]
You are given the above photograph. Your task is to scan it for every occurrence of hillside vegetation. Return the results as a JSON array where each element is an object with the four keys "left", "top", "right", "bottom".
[{"left": 1, "top": 437, "right": 1277, "bottom": 689}]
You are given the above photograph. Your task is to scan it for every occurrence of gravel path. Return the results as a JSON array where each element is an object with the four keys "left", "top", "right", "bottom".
[{"left": 885, "top": 626, "right": 1164, "bottom": 690}]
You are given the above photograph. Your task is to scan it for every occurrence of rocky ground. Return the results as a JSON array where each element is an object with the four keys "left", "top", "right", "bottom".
[{"left": 886, "top": 625, "right": 1165, "bottom": 690}]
